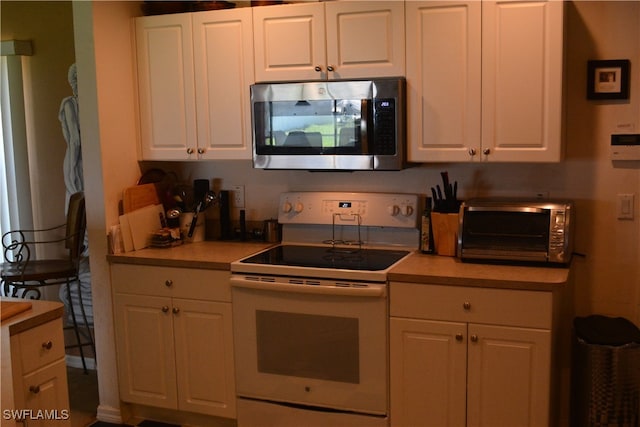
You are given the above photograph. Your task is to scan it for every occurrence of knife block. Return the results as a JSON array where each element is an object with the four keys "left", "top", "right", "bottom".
[{"left": 431, "top": 212, "right": 459, "bottom": 256}]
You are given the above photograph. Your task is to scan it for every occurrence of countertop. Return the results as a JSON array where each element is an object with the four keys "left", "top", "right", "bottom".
[
  {"left": 388, "top": 252, "right": 571, "bottom": 291},
  {"left": 108, "top": 241, "right": 570, "bottom": 291},
  {"left": 1, "top": 297, "right": 64, "bottom": 335},
  {"left": 107, "top": 240, "right": 275, "bottom": 270}
]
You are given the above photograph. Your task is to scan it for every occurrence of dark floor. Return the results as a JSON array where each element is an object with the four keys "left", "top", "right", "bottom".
[{"left": 89, "top": 422, "right": 180, "bottom": 427}]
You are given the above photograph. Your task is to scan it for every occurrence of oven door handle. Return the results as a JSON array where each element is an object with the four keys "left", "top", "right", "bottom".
[{"left": 230, "top": 277, "right": 386, "bottom": 297}]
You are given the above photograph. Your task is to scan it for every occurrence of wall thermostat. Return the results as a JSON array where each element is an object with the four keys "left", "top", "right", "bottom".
[{"left": 611, "top": 134, "right": 640, "bottom": 161}]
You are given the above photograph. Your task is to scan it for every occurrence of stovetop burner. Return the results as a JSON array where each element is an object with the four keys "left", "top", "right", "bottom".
[{"left": 240, "top": 244, "right": 410, "bottom": 271}]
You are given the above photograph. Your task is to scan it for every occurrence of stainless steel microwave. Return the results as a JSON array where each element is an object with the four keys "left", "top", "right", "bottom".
[
  {"left": 250, "top": 77, "right": 406, "bottom": 171},
  {"left": 458, "top": 198, "right": 574, "bottom": 265}
]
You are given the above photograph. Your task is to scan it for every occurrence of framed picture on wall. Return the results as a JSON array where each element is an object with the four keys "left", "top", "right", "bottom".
[{"left": 587, "top": 59, "right": 630, "bottom": 100}]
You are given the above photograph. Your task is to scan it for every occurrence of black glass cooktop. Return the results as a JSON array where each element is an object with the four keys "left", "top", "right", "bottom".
[{"left": 240, "top": 245, "right": 410, "bottom": 271}]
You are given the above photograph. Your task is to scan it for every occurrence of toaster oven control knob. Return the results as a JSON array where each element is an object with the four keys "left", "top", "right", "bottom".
[
  {"left": 282, "top": 202, "right": 293, "bottom": 213},
  {"left": 387, "top": 205, "right": 400, "bottom": 216},
  {"left": 294, "top": 202, "right": 304, "bottom": 213}
]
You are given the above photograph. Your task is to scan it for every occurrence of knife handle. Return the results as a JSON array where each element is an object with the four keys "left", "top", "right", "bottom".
[{"left": 187, "top": 202, "right": 202, "bottom": 238}]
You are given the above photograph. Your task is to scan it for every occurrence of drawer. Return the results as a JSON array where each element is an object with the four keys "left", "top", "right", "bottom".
[
  {"left": 111, "top": 264, "right": 231, "bottom": 302},
  {"left": 390, "top": 282, "right": 553, "bottom": 329},
  {"left": 15, "top": 319, "right": 65, "bottom": 374}
]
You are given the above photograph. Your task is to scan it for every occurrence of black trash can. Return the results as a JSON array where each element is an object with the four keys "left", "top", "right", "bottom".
[{"left": 571, "top": 315, "right": 640, "bottom": 427}]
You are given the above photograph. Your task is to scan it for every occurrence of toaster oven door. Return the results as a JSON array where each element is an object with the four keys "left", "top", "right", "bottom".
[{"left": 459, "top": 209, "right": 550, "bottom": 262}]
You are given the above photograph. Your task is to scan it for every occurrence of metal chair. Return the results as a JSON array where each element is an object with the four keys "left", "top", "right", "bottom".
[{"left": 1, "top": 192, "right": 95, "bottom": 373}]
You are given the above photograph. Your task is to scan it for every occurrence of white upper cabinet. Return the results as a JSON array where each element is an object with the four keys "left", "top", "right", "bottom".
[
  {"left": 406, "top": 1, "right": 482, "bottom": 162},
  {"left": 253, "top": 1, "right": 405, "bottom": 82},
  {"left": 136, "top": 14, "right": 196, "bottom": 160},
  {"left": 136, "top": 8, "right": 254, "bottom": 160},
  {"left": 407, "top": 0, "right": 565, "bottom": 163}
]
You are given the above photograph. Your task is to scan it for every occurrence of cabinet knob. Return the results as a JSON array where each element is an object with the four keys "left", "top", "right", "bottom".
[
  {"left": 186, "top": 147, "right": 194, "bottom": 155},
  {"left": 197, "top": 148, "right": 205, "bottom": 155},
  {"left": 165, "top": 279, "right": 173, "bottom": 287},
  {"left": 162, "top": 306, "right": 170, "bottom": 313},
  {"left": 482, "top": 148, "right": 491, "bottom": 155},
  {"left": 327, "top": 65, "right": 335, "bottom": 72},
  {"left": 29, "top": 385, "right": 40, "bottom": 394},
  {"left": 463, "top": 301, "right": 471, "bottom": 311},
  {"left": 172, "top": 307, "right": 180, "bottom": 314},
  {"left": 41, "top": 341, "right": 53, "bottom": 350},
  {"left": 314, "top": 65, "right": 322, "bottom": 72},
  {"left": 468, "top": 148, "right": 477, "bottom": 156},
  {"left": 470, "top": 334, "right": 479, "bottom": 343},
  {"left": 455, "top": 333, "right": 464, "bottom": 342}
]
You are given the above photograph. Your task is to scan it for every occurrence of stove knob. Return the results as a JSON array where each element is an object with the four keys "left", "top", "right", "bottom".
[
  {"left": 401, "top": 204, "right": 414, "bottom": 217},
  {"left": 387, "top": 205, "right": 400, "bottom": 216},
  {"left": 282, "top": 202, "right": 293, "bottom": 213},
  {"left": 294, "top": 202, "right": 304, "bottom": 213}
]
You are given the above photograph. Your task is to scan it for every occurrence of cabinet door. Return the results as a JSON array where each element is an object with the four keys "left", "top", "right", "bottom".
[
  {"left": 325, "top": 1, "right": 405, "bottom": 79},
  {"left": 467, "top": 324, "right": 551, "bottom": 427},
  {"left": 114, "top": 293, "right": 177, "bottom": 409},
  {"left": 406, "top": 1, "right": 481, "bottom": 162},
  {"left": 193, "top": 8, "right": 254, "bottom": 160},
  {"left": 253, "top": 3, "right": 325, "bottom": 82},
  {"left": 481, "top": 0, "right": 564, "bottom": 162},
  {"left": 173, "top": 299, "right": 236, "bottom": 418},
  {"left": 390, "top": 318, "right": 467, "bottom": 427},
  {"left": 18, "top": 360, "right": 70, "bottom": 427},
  {"left": 136, "top": 14, "right": 197, "bottom": 160}
]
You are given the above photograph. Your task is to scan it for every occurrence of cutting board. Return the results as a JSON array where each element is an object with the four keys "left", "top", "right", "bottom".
[
  {"left": 120, "top": 204, "right": 165, "bottom": 251},
  {"left": 123, "top": 183, "right": 160, "bottom": 214},
  {"left": 1, "top": 301, "right": 33, "bottom": 322}
]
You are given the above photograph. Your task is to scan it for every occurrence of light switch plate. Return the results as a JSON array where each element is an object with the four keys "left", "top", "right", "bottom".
[{"left": 617, "top": 193, "right": 635, "bottom": 220}]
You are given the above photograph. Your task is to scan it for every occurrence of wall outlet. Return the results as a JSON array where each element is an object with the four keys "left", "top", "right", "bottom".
[
  {"left": 617, "top": 193, "right": 634, "bottom": 220},
  {"left": 232, "top": 185, "right": 245, "bottom": 208}
]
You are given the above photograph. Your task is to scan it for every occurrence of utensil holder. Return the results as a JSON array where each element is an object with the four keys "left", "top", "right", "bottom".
[
  {"left": 180, "top": 212, "right": 205, "bottom": 243},
  {"left": 431, "top": 212, "right": 459, "bottom": 256}
]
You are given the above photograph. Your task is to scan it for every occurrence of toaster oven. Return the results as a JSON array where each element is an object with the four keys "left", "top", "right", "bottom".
[{"left": 458, "top": 198, "right": 574, "bottom": 264}]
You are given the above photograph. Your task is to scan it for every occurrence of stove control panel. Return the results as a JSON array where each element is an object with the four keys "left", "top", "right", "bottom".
[{"left": 278, "top": 192, "right": 418, "bottom": 228}]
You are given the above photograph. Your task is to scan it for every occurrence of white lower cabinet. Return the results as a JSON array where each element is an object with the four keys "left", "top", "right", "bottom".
[
  {"left": 390, "top": 282, "right": 555, "bottom": 427},
  {"left": 111, "top": 264, "right": 235, "bottom": 419},
  {"left": 10, "top": 318, "right": 70, "bottom": 427}
]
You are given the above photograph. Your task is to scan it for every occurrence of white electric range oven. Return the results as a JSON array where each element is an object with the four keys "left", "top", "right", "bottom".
[{"left": 230, "top": 192, "right": 419, "bottom": 427}]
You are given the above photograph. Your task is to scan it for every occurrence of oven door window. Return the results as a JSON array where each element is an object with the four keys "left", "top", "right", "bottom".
[
  {"left": 462, "top": 211, "right": 549, "bottom": 251},
  {"left": 256, "top": 310, "right": 359, "bottom": 383},
  {"left": 253, "top": 99, "right": 368, "bottom": 155}
]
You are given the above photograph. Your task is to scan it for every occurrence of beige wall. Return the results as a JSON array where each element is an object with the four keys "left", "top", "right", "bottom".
[{"left": 1, "top": 1, "right": 75, "bottom": 234}]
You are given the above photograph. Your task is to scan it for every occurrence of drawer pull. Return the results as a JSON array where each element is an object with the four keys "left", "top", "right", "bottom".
[
  {"left": 162, "top": 306, "right": 170, "bottom": 313},
  {"left": 165, "top": 279, "right": 173, "bottom": 287},
  {"left": 463, "top": 302, "right": 471, "bottom": 311},
  {"left": 41, "top": 341, "right": 53, "bottom": 350},
  {"left": 29, "top": 385, "right": 40, "bottom": 394},
  {"left": 470, "top": 334, "right": 479, "bottom": 343},
  {"left": 455, "top": 333, "right": 464, "bottom": 342}
]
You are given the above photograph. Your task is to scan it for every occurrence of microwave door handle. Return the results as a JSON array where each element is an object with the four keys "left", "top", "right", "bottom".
[{"left": 360, "top": 99, "right": 370, "bottom": 153}]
